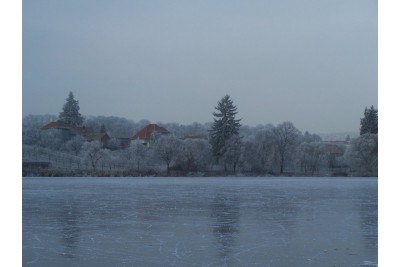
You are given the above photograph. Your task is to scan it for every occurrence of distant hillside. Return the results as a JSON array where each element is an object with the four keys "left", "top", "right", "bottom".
[{"left": 318, "top": 132, "right": 359, "bottom": 141}]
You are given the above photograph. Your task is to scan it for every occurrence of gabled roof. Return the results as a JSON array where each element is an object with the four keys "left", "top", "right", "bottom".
[
  {"left": 41, "top": 120, "right": 73, "bottom": 130},
  {"left": 41, "top": 120, "right": 96, "bottom": 139},
  {"left": 92, "top": 133, "right": 110, "bottom": 142},
  {"left": 131, "top": 124, "right": 169, "bottom": 140}
]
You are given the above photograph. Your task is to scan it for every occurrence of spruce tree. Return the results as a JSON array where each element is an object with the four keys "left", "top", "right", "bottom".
[
  {"left": 360, "top": 106, "right": 378, "bottom": 135},
  {"left": 59, "top": 92, "right": 84, "bottom": 126},
  {"left": 209, "top": 95, "right": 241, "bottom": 161}
]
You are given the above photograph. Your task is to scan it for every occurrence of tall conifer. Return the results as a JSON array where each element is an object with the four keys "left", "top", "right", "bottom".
[
  {"left": 59, "top": 92, "right": 84, "bottom": 126},
  {"left": 360, "top": 106, "right": 378, "bottom": 135},
  {"left": 209, "top": 95, "right": 241, "bottom": 161}
]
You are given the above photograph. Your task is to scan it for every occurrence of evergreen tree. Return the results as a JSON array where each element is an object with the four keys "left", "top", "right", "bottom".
[
  {"left": 59, "top": 92, "right": 84, "bottom": 126},
  {"left": 209, "top": 95, "right": 241, "bottom": 161},
  {"left": 344, "top": 133, "right": 378, "bottom": 176},
  {"left": 360, "top": 106, "right": 378, "bottom": 135}
]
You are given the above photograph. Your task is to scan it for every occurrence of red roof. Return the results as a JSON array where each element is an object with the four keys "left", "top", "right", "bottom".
[
  {"left": 131, "top": 124, "right": 169, "bottom": 140},
  {"left": 42, "top": 121, "right": 95, "bottom": 139},
  {"left": 41, "top": 120, "right": 73, "bottom": 130}
]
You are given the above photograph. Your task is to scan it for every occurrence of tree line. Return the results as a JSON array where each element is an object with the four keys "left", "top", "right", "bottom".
[{"left": 22, "top": 92, "right": 378, "bottom": 177}]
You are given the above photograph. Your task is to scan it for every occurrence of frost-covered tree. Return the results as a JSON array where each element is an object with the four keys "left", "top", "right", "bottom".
[
  {"left": 360, "top": 106, "right": 378, "bottom": 135},
  {"left": 80, "top": 141, "right": 105, "bottom": 170},
  {"left": 240, "top": 126, "right": 276, "bottom": 173},
  {"left": 127, "top": 140, "right": 149, "bottom": 172},
  {"left": 221, "top": 135, "right": 242, "bottom": 173},
  {"left": 209, "top": 95, "right": 241, "bottom": 162},
  {"left": 98, "top": 149, "right": 112, "bottom": 171},
  {"left": 272, "top": 121, "right": 301, "bottom": 174},
  {"left": 174, "top": 139, "right": 213, "bottom": 172},
  {"left": 345, "top": 133, "right": 378, "bottom": 176},
  {"left": 298, "top": 142, "right": 325, "bottom": 175},
  {"left": 65, "top": 135, "right": 86, "bottom": 155},
  {"left": 108, "top": 149, "right": 128, "bottom": 170},
  {"left": 59, "top": 92, "right": 84, "bottom": 126},
  {"left": 98, "top": 149, "right": 124, "bottom": 171},
  {"left": 241, "top": 141, "right": 259, "bottom": 172},
  {"left": 191, "top": 139, "right": 213, "bottom": 172},
  {"left": 39, "top": 129, "right": 66, "bottom": 150},
  {"left": 175, "top": 140, "right": 199, "bottom": 172},
  {"left": 302, "top": 131, "right": 322, "bottom": 143},
  {"left": 153, "top": 135, "right": 182, "bottom": 172},
  {"left": 23, "top": 114, "right": 58, "bottom": 145},
  {"left": 254, "top": 128, "right": 275, "bottom": 172},
  {"left": 105, "top": 138, "right": 122, "bottom": 150}
]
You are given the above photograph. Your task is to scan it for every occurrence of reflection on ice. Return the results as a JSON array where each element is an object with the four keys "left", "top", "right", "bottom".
[
  {"left": 58, "top": 201, "right": 81, "bottom": 258},
  {"left": 211, "top": 192, "right": 240, "bottom": 261},
  {"left": 23, "top": 177, "right": 377, "bottom": 266}
]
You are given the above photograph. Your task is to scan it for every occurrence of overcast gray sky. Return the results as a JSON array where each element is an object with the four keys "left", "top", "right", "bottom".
[{"left": 22, "top": 0, "right": 377, "bottom": 134}]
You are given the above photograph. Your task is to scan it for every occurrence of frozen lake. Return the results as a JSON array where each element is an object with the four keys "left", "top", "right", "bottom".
[{"left": 23, "top": 177, "right": 377, "bottom": 267}]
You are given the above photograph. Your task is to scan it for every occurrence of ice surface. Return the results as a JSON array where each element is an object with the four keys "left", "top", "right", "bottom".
[{"left": 23, "top": 177, "right": 377, "bottom": 266}]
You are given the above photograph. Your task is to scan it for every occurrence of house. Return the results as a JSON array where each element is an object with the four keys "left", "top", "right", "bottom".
[
  {"left": 41, "top": 120, "right": 76, "bottom": 131},
  {"left": 131, "top": 123, "right": 169, "bottom": 147},
  {"left": 92, "top": 133, "right": 111, "bottom": 144},
  {"left": 321, "top": 142, "right": 345, "bottom": 169},
  {"left": 322, "top": 143, "right": 344, "bottom": 156},
  {"left": 115, "top": 137, "right": 132, "bottom": 149},
  {"left": 41, "top": 120, "right": 108, "bottom": 144}
]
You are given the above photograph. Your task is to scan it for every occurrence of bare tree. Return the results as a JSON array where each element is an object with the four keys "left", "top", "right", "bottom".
[
  {"left": 39, "top": 129, "right": 65, "bottom": 151},
  {"left": 298, "top": 142, "right": 325, "bottom": 176},
  {"left": 127, "top": 140, "right": 148, "bottom": 172},
  {"left": 302, "top": 131, "right": 322, "bottom": 143},
  {"left": 221, "top": 135, "right": 242, "bottom": 173},
  {"left": 272, "top": 122, "right": 301, "bottom": 174},
  {"left": 175, "top": 139, "right": 213, "bottom": 173},
  {"left": 153, "top": 135, "right": 182, "bottom": 173},
  {"left": 192, "top": 139, "right": 213, "bottom": 172},
  {"left": 241, "top": 141, "right": 259, "bottom": 172},
  {"left": 254, "top": 129, "right": 275, "bottom": 173},
  {"left": 80, "top": 141, "right": 105, "bottom": 171},
  {"left": 175, "top": 141, "right": 198, "bottom": 172},
  {"left": 66, "top": 135, "right": 85, "bottom": 156},
  {"left": 23, "top": 114, "right": 57, "bottom": 145}
]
